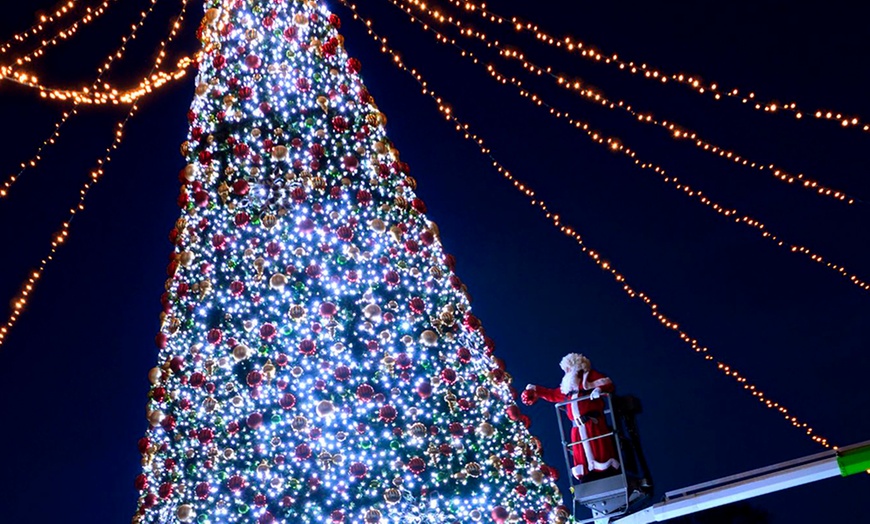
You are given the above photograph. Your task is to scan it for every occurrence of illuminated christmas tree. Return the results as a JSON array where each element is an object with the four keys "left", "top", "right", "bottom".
[{"left": 134, "top": 1, "right": 565, "bottom": 523}]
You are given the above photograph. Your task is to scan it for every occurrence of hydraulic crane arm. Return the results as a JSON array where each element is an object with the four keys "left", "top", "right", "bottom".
[{"left": 612, "top": 440, "right": 870, "bottom": 524}]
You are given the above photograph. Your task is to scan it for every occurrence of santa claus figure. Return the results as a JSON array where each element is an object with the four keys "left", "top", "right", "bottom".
[{"left": 525, "top": 353, "right": 620, "bottom": 480}]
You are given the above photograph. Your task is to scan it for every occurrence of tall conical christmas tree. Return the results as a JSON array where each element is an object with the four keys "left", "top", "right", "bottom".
[{"left": 135, "top": 1, "right": 565, "bottom": 523}]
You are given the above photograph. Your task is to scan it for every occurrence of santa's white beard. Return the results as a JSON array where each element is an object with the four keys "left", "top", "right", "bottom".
[{"left": 560, "top": 371, "right": 581, "bottom": 395}]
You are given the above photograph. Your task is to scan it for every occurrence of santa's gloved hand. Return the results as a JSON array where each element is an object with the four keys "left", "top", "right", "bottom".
[
  {"left": 521, "top": 385, "right": 538, "bottom": 406},
  {"left": 589, "top": 387, "right": 602, "bottom": 400}
]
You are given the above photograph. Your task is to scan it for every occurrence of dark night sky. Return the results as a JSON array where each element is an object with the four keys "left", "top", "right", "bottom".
[{"left": 1, "top": 0, "right": 868, "bottom": 522}]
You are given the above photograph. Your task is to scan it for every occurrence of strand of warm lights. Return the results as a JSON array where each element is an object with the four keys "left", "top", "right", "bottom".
[
  {"left": 0, "top": 1, "right": 79, "bottom": 56},
  {"left": 389, "top": 0, "right": 860, "bottom": 207},
  {"left": 0, "top": 0, "right": 190, "bottom": 348},
  {"left": 2, "top": 0, "right": 121, "bottom": 67},
  {"left": 2, "top": 55, "right": 195, "bottom": 105},
  {"left": 379, "top": 0, "right": 870, "bottom": 295},
  {"left": 436, "top": 0, "right": 870, "bottom": 135},
  {"left": 1, "top": 0, "right": 165, "bottom": 200},
  {"left": 342, "top": 0, "right": 835, "bottom": 448}
]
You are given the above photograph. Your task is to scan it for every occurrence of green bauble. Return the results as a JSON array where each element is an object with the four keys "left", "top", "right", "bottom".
[
  {"left": 390, "top": 440, "right": 400, "bottom": 450},
  {"left": 238, "top": 504, "right": 249, "bottom": 514}
]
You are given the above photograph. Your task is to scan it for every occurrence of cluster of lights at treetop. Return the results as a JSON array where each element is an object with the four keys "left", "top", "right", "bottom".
[{"left": 134, "top": 1, "right": 567, "bottom": 523}]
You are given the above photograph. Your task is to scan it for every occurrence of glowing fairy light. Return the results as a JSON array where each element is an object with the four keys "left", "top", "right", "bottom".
[
  {"left": 1, "top": 0, "right": 165, "bottom": 200},
  {"left": 0, "top": 0, "right": 191, "bottom": 347},
  {"left": 389, "top": 0, "right": 859, "bottom": 207},
  {"left": 378, "top": 0, "right": 870, "bottom": 295},
  {"left": 0, "top": 1, "right": 79, "bottom": 56},
  {"left": 440, "top": 0, "right": 870, "bottom": 135},
  {"left": 342, "top": 0, "right": 833, "bottom": 450},
  {"left": 2, "top": 55, "right": 196, "bottom": 105},
  {"left": 4, "top": 0, "right": 122, "bottom": 66}
]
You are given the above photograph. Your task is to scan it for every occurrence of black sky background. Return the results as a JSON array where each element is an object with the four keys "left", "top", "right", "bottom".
[{"left": 0, "top": 0, "right": 868, "bottom": 522}]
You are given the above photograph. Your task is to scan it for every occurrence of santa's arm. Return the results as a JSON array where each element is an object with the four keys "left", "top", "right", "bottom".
[
  {"left": 586, "top": 370, "right": 614, "bottom": 399},
  {"left": 532, "top": 385, "right": 566, "bottom": 404}
]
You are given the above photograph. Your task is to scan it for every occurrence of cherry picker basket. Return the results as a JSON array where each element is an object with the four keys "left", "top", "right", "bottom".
[{"left": 554, "top": 393, "right": 653, "bottom": 523}]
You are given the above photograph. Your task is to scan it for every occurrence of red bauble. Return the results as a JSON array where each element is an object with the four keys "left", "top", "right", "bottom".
[
  {"left": 188, "top": 373, "right": 205, "bottom": 389},
  {"left": 407, "top": 456, "right": 425, "bottom": 475},
  {"left": 356, "top": 190, "right": 372, "bottom": 205},
  {"left": 232, "top": 179, "right": 249, "bottom": 196},
  {"left": 356, "top": 384, "right": 375, "bottom": 402},
  {"left": 395, "top": 352, "right": 413, "bottom": 369},
  {"left": 336, "top": 225, "right": 354, "bottom": 242},
  {"left": 227, "top": 475, "right": 246, "bottom": 492},
  {"left": 245, "top": 54, "right": 261, "bottom": 69},
  {"left": 137, "top": 437, "right": 150, "bottom": 454},
  {"left": 349, "top": 462, "right": 368, "bottom": 479},
  {"left": 506, "top": 405, "right": 522, "bottom": 421},
  {"left": 416, "top": 380, "right": 432, "bottom": 398},
  {"left": 334, "top": 365, "right": 351, "bottom": 381},
  {"left": 259, "top": 323, "right": 277, "bottom": 340},
  {"left": 169, "top": 356, "right": 185, "bottom": 373},
  {"left": 491, "top": 506, "right": 509, "bottom": 524},
  {"left": 279, "top": 393, "right": 296, "bottom": 410},
  {"left": 198, "top": 428, "right": 214, "bottom": 444},
  {"left": 246, "top": 370, "right": 262, "bottom": 387},
  {"left": 346, "top": 57, "right": 362, "bottom": 74},
  {"left": 299, "top": 339, "right": 317, "bottom": 356},
  {"left": 134, "top": 474, "right": 148, "bottom": 491},
  {"left": 384, "top": 271, "right": 400, "bottom": 286},
  {"left": 408, "top": 297, "right": 425, "bottom": 314},
  {"left": 247, "top": 412, "right": 263, "bottom": 429},
  {"left": 379, "top": 405, "right": 397, "bottom": 423},
  {"left": 295, "top": 443, "right": 311, "bottom": 461},
  {"left": 195, "top": 482, "right": 210, "bottom": 499},
  {"left": 319, "top": 302, "right": 337, "bottom": 316},
  {"left": 411, "top": 198, "right": 427, "bottom": 214}
]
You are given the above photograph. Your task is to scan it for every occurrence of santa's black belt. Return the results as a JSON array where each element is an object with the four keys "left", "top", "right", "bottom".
[{"left": 577, "top": 411, "right": 603, "bottom": 424}]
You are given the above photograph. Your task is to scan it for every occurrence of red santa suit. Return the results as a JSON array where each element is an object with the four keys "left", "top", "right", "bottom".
[{"left": 535, "top": 367, "right": 620, "bottom": 479}]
